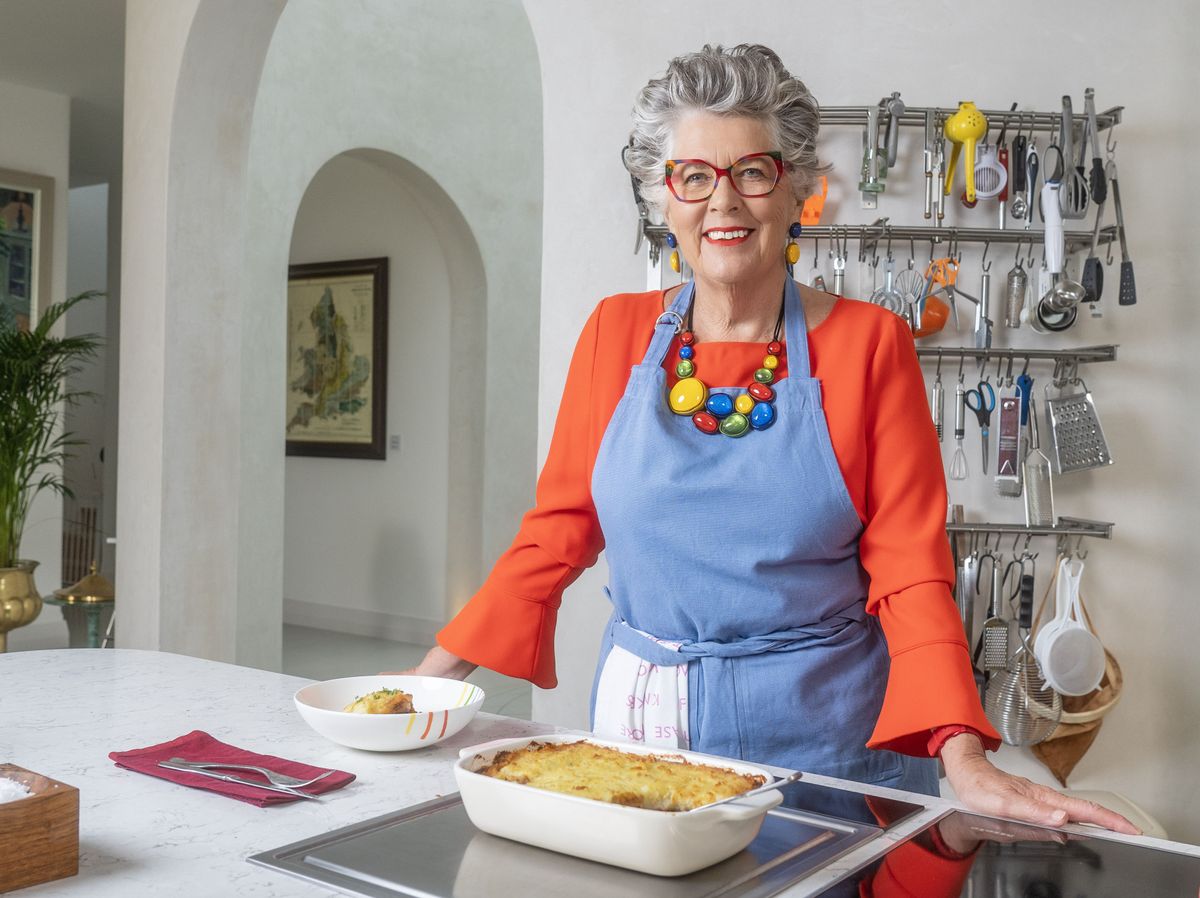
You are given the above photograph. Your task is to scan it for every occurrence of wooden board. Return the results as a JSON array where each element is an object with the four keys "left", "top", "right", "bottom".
[{"left": 0, "top": 763, "right": 79, "bottom": 893}]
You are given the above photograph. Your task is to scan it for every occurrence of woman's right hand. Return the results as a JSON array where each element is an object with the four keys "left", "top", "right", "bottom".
[{"left": 382, "top": 644, "right": 477, "bottom": 680}]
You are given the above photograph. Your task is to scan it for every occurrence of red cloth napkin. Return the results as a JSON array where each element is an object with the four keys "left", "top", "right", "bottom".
[{"left": 109, "top": 730, "right": 355, "bottom": 807}]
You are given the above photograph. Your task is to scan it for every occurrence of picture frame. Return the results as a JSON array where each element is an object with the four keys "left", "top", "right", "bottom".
[
  {"left": 285, "top": 257, "right": 388, "bottom": 460},
  {"left": 0, "top": 168, "right": 55, "bottom": 333}
]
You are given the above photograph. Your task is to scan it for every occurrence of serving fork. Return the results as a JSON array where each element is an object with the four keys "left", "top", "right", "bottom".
[{"left": 165, "top": 756, "right": 334, "bottom": 788}]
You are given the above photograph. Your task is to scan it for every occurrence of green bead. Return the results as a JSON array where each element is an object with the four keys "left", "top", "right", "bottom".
[
  {"left": 754, "top": 368, "right": 774, "bottom": 384},
  {"left": 719, "top": 412, "right": 749, "bottom": 437},
  {"left": 675, "top": 359, "right": 694, "bottom": 378}
]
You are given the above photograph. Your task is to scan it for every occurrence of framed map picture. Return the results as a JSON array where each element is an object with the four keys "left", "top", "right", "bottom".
[
  {"left": 0, "top": 167, "right": 55, "bottom": 333},
  {"left": 285, "top": 257, "right": 388, "bottom": 459}
]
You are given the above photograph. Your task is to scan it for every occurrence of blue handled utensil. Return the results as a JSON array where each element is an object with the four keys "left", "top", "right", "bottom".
[{"left": 965, "top": 380, "right": 996, "bottom": 474}]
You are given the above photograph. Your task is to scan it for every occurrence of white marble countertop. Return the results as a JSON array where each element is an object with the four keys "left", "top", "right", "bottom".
[{"left": 1, "top": 649, "right": 1194, "bottom": 897}]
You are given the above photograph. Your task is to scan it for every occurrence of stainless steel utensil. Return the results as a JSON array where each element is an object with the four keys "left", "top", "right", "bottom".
[
  {"left": 1084, "top": 88, "right": 1107, "bottom": 204},
  {"left": 923, "top": 109, "right": 935, "bottom": 219},
  {"left": 931, "top": 366, "right": 945, "bottom": 442},
  {"left": 950, "top": 375, "right": 969, "bottom": 481},
  {"left": 1107, "top": 158, "right": 1137, "bottom": 305},
  {"left": 1023, "top": 398, "right": 1055, "bottom": 526},
  {"left": 985, "top": 574, "right": 1061, "bottom": 746},
  {"left": 883, "top": 91, "right": 905, "bottom": 168},
  {"left": 157, "top": 761, "right": 322, "bottom": 799},
  {"left": 1058, "top": 95, "right": 1089, "bottom": 219},
  {"left": 1046, "top": 379, "right": 1114, "bottom": 474},
  {"left": 165, "top": 757, "right": 334, "bottom": 789},
  {"left": 688, "top": 771, "right": 804, "bottom": 812},
  {"left": 1004, "top": 258, "right": 1028, "bottom": 328}
]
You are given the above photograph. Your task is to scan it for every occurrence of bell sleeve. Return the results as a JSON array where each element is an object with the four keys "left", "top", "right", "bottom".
[
  {"left": 436, "top": 302, "right": 608, "bottom": 688},
  {"left": 857, "top": 314, "right": 1000, "bottom": 755}
]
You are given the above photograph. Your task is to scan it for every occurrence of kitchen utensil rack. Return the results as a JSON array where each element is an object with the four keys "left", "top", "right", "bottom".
[
  {"left": 641, "top": 222, "right": 1115, "bottom": 253},
  {"left": 915, "top": 346, "right": 1117, "bottom": 365},
  {"left": 820, "top": 104, "right": 1122, "bottom": 133}
]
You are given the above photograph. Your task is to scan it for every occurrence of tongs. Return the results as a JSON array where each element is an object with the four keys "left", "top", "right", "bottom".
[{"left": 688, "top": 770, "right": 804, "bottom": 812}]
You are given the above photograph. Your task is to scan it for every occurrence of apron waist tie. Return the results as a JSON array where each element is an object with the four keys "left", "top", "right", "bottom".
[{"left": 608, "top": 608, "right": 868, "bottom": 666}]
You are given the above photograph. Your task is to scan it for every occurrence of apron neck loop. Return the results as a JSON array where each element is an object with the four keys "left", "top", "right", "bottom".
[
  {"left": 645, "top": 281, "right": 695, "bottom": 366},
  {"left": 782, "top": 277, "right": 812, "bottom": 378}
]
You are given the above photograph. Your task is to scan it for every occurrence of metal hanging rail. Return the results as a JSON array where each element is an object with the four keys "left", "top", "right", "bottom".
[
  {"left": 916, "top": 346, "right": 1117, "bottom": 365},
  {"left": 946, "top": 518, "right": 1114, "bottom": 540},
  {"left": 642, "top": 222, "right": 1116, "bottom": 253},
  {"left": 820, "top": 104, "right": 1123, "bottom": 133}
]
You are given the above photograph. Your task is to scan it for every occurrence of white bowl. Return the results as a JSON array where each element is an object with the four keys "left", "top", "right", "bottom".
[
  {"left": 294, "top": 675, "right": 485, "bottom": 751},
  {"left": 454, "top": 734, "right": 783, "bottom": 877}
]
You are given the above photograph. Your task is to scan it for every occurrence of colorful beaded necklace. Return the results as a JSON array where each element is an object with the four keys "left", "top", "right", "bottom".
[{"left": 668, "top": 288, "right": 785, "bottom": 437}]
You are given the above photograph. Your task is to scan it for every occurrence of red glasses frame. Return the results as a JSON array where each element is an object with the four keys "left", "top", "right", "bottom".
[{"left": 664, "top": 151, "right": 786, "bottom": 203}]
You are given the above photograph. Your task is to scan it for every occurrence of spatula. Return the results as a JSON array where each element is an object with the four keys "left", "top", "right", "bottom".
[{"left": 688, "top": 771, "right": 804, "bottom": 812}]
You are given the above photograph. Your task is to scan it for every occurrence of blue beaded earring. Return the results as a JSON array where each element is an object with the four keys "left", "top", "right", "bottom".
[
  {"left": 785, "top": 222, "right": 802, "bottom": 274},
  {"left": 666, "top": 232, "right": 680, "bottom": 273}
]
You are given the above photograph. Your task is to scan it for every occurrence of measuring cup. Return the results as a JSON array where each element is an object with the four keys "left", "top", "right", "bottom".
[{"left": 1038, "top": 558, "right": 1105, "bottom": 695}]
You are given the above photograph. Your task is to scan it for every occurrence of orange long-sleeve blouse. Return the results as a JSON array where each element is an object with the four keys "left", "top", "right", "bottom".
[{"left": 439, "top": 288, "right": 1000, "bottom": 756}]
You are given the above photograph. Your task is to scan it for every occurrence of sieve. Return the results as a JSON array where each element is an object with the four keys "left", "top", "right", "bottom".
[{"left": 985, "top": 571, "right": 1061, "bottom": 746}]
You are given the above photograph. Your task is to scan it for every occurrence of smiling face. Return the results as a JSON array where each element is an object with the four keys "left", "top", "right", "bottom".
[{"left": 664, "top": 111, "right": 801, "bottom": 290}]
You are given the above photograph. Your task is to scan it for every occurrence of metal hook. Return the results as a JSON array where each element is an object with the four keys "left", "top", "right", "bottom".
[
  {"left": 1021, "top": 354, "right": 1031, "bottom": 376},
  {"left": 1004, "top": 356, "right": 1015, "bottom": 385},
  {"left": 1106, "top": 128, "right": 1117, "bottom": 158},
  {"left": 957, "top": 353, "right": 966, "bottom": 380},
  {"left": 981, "top": 240, "right": 992, "bottom": 273},
  {"left": 1013, "top": 239, "right": 1024, "bottom": 265},
  {"left": 936, "top": 349, "right": 943, "bottom": 376},
  {"left": 1105, "top": 236, "right": 1114, "bottom": 266},
  {"left": 885, "top": 227, "right": 894, "bottom": 262}
]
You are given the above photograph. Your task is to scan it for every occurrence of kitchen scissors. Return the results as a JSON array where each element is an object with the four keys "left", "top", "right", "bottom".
[{"left": 964, "top": 380, "right": 996, "bottom": 474}]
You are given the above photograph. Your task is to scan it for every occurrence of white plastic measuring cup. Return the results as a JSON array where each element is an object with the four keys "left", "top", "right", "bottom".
[{"left": 1037, "top": 557, "right": 1105, "bottom": 696}]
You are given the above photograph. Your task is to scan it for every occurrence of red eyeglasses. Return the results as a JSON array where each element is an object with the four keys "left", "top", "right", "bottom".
[{"left": 664, "top": 151, "right": 786, "bottom": 203}]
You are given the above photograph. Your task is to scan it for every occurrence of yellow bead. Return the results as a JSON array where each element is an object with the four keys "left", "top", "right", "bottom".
[
  {"left": 763, "top": 354, "right": 779, "bottom": 370},
  {"left": 734, "top": 394, "right": 754, "bottom": 415},
  {"left": 669, "top": 377, "right": 707, "bottom": 415},
  {"left": 786, "top": 242, "right": 801, "bottom": 265},
  {"left": 669, "top": 250, "right": 681, "bottom": 273}
]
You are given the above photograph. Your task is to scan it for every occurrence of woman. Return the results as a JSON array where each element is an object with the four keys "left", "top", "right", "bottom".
[{"left": 407, "top": 44, "right": 1135, "bottom": 833}]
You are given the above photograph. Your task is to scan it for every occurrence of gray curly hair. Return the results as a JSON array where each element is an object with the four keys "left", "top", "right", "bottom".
[{"left": 625, "top": 44, "right": 827, "bottom": 217}]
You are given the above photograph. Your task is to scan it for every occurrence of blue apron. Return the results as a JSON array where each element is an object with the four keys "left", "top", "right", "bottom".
[{"left": 589, "top": 278, "right": 937, "bottom": 794}]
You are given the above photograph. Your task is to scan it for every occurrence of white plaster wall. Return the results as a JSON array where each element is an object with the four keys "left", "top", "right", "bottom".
[
  {"left": 284, "top": 152, "right": 452, "bottom": 640},
  {"left": 117, "top": 0, "right": 540, "bottom": 669},
  {"left": 521, "top": 0, "right": 1200, "bottom": 840},
  {"left": 0, "top": 79, "right": 70, "bottom": 611}
]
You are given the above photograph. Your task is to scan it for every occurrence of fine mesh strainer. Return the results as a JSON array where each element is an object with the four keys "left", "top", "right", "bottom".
[{"left": 984, "top": 573, "right": 1062, "bottom": 746}]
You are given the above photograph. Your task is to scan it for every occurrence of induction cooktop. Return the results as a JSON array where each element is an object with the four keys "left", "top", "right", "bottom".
[
  {"left": 249, "top": 778, "right": 924, "bottom": 898},
  {"left": 813, "top": 810, "right": 1200, "bottom": 898}
]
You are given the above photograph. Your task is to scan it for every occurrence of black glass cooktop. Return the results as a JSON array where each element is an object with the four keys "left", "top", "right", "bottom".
[{"left": 814, "top": 811, "right": 1200, "bottom": 898}]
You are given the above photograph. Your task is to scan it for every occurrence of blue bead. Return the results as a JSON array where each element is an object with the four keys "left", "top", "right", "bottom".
[
  {"left": 678, "top": 345, "right": 694, "bottom": 360},
  {"left": 666, "top": 232, "right": 678, "bottom": 248},
  {"left": 789, "top": 222, "right": 802, "bottom": 238},
  {"left": 706, "top": 392, "right": 734, "bottom": 418},
  {"left": 750, "top": 401, "right": 776, "bottom": 430}
]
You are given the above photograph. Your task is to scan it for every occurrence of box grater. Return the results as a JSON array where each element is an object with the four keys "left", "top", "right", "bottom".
[{"left": 1045, "top": 384, "right": 1114, "bottom": 474}]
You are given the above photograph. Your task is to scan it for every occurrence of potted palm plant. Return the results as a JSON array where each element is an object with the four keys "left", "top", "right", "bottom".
[{"left": 0, "top": 291, "right": 102, "bottom": 652}]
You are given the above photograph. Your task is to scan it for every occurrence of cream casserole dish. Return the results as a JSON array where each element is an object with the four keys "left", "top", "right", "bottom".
[{"left": 453, "top": 734, "right": 784, "bottom": 877}]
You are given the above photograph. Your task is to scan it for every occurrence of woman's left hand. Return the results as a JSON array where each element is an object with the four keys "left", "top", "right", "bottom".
[{"left": 940, "top": 733, "right": 1141, "bottom": 835}]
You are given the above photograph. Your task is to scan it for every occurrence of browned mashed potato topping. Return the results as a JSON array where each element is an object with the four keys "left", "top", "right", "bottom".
[
  {"left": 476, "top": 741, "right": 765, "bottom": 811},
  {"left": 342, "top": 687, "right": 416, "bottom": 714}
]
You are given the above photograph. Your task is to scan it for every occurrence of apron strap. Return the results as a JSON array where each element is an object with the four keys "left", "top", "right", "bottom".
[
  {"left": 782, "top": 276, "right": 812, "bottom": 379},
  {"left": 609, "top": 607, "right": 867, "bottom": 664},
  {"left": 642, "top": 281, "right": 694, "bottom": 367}
]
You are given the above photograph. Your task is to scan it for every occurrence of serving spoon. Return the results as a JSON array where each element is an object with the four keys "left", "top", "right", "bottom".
[{"left": 688, "top": 770, "right": 804, "bottom": 812}]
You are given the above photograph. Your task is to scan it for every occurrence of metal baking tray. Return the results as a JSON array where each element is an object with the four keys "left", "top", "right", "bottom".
[{"left": 249, "top": 788, "right": 895, "bottom": 898}]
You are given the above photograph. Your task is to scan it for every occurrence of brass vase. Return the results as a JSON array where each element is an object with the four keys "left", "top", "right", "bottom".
[{"left": 0, "top": 560, "right": 42, "bottom": 653}]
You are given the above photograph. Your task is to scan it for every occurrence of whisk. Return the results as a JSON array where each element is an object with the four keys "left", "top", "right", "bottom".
[
  {"left": 949, "top": 374, "right": 969, "bottom": 480},
  {"left": 984, "top": 572, "right": 1062, "bottom": 746}
]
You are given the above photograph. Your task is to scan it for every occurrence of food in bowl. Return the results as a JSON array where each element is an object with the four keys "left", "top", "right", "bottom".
[
  {"left": 342, "top": 687, "right": 416, "bottom": 714},
  {"left": 475, "top": 740, "right": 764, "bottom": 811}
]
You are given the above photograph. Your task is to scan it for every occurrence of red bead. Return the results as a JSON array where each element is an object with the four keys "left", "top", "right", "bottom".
[
  {"left": 748, "top": 382, "right": 775, "bottom": 402},
  {"left": 692, "top": 411, "right": 719, "bottom": 433},
  {"left": 680, "top": 331, "right": 695, "bottom": 345},
  {"left": 767, "top": 340, "right": 782, "bottom": 355}
]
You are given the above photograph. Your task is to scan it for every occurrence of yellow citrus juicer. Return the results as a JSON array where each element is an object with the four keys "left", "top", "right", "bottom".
[{"left": 943, "top": 101, "right": 989, "bottom": 204}]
